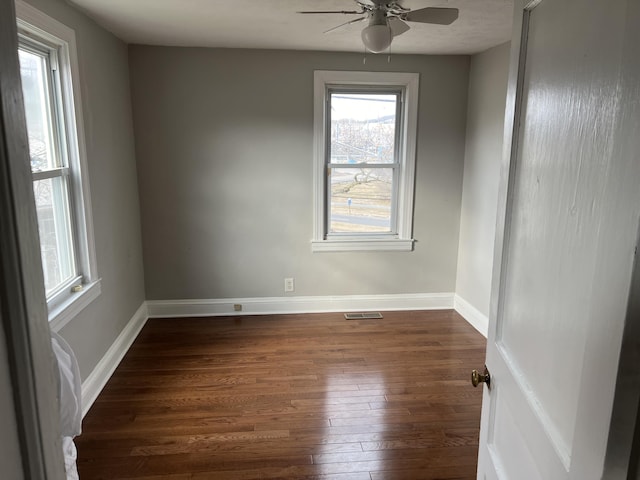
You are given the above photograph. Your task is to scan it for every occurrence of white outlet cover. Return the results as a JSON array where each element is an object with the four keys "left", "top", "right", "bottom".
[{"left": 284, "top": 278, "right": 294, "bottom": 292}]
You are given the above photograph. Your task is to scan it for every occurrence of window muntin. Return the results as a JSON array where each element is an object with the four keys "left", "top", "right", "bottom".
[
  {"left": 327, "top": 90, "right": 401, "bottom": 235},
  {"left": 312, "top": 71, "right": 418, "bottom": 252}
]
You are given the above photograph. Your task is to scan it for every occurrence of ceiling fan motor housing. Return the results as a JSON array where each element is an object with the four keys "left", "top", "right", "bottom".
[{"left": 361, "top": 8, "right": 392, "bottom": 53}]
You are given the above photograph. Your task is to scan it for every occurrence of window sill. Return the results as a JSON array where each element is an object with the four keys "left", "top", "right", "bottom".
[
  {"left": 311, "top": 239, "right": 414, "bottom": 252},
  {"left": 49, "top": 279, "right": 101, "bottom": 332}
]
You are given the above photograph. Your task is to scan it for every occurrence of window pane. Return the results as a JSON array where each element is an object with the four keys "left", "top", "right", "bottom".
[
  {"left": 330, "top": 92, "right": 397, "bottom": 165},
  {"left": 329, "top": 167, "right": 392, "bottom": 233},
  {"left": 33, "top": 177, "right": 76, "bottom": 294},
  {"left": 18, "top": 48, "right": 59, "bottom": 172}
]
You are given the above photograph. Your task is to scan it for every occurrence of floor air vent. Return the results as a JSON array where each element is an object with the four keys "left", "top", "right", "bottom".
[{"left": 344, "top": 312, "right": 383, "bottom": 320}]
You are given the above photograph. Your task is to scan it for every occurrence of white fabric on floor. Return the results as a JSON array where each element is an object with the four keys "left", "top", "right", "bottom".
[
  {"left": 62, "top": 436, "right": 79, "bottom": 480},
  {"left": 51, "top": 330, "right": 82, "bottom": 479}
]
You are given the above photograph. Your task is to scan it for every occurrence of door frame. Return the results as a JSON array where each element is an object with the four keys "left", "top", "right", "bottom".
[
  {"left": 603, "top": 224, "right": 640, "bottom": 478},
  {"left": 0, "top": 0, "right": 64, "bottom": 477},
  {"left": 601, "top": 0, "right": 640, "bottom": 475}
]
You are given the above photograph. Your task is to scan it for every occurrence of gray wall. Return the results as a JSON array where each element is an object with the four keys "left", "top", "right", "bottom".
[
  {"left": 455, "top": 42, "right": 510, "bottom": 316},
  {"left": 129, "top": 47, "right": 470, "bottom": 300},
  {"left": 23, "top": 0, "right": 146, "bottom": 380}
]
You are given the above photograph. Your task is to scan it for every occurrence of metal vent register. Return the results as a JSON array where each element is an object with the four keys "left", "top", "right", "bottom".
[{"left": 344, "top": 312, "right": 383, "bottom": 320}]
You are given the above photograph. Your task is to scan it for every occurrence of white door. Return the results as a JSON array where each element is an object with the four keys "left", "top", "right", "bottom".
[{"left": 477, "top": 0, "right": 640, "bottom": 479}]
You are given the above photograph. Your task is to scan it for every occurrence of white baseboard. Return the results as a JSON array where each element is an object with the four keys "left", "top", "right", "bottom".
[
  {"left": 454, "top": 294, "right": 489, "bottom": 337},
  {"left": 147, "top": 293, "right": 455, "bottom": 318},
  {"left": 81, "top": 302, "right": 148, "bottom": 417}
]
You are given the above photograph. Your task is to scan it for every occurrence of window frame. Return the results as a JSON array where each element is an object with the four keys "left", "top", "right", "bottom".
[
  {"left": 312, "top": 70, "right": 419, "bottom": 252},
  {"left": 16, "top": 0, "right": 100, "bottom": 331}
]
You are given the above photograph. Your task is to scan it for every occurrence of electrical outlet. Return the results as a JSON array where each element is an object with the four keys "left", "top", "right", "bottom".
[
  {"left": 233, "top": 304, "right": 242, "bottom": 312},
  {"left": 284, "top": 277, "right": 295, "bottom": 292}
]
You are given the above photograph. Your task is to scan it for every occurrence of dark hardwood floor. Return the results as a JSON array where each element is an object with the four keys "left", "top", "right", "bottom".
[{"left": 76, "top": 310, "right": 486, "bottom": 479}]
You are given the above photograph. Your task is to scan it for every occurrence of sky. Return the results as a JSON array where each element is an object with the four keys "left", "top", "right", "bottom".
[{"left": 331, "top": 93, "right": 397, "bottom": 121}]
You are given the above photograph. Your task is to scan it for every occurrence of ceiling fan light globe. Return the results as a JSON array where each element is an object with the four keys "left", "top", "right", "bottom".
[{"left": 361, "top": 24, "right": 392, "bottom": 53}]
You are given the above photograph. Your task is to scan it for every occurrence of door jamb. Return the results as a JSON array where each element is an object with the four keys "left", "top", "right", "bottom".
[{"left": 0, "top": 0, "right": 64, "bottom": 477}]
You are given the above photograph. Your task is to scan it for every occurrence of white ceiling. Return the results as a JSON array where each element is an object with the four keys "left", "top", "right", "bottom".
[{"left": 69, "top": 0, "right": 514, "bottom": 55}]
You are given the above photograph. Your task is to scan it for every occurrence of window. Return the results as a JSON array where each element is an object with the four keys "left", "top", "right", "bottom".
[
  {"left": 312, "top": 71, "right": 419, "bottom": 252},
  {"left": 16, "top": 1, "right": 100, "bottom": 330}
]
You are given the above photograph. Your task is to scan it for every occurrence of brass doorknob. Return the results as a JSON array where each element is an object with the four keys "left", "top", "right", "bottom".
[{"left": 471, "top": 366, "right": 491, "bottom": 389}]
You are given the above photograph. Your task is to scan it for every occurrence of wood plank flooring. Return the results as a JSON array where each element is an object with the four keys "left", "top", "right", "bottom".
[{"left": 76, "top": 310, "right": 486, "bottom": 479}]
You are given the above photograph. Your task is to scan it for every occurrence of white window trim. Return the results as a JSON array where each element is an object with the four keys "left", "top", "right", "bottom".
[
  {"left": 312, "top": 70, "right": 419, "bottom": 252},
  {"left": 16, "top": 1, "right": 100, "bottom": 331}
]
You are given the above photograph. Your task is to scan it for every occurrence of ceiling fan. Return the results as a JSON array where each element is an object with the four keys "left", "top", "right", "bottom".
[{"left": 298, "top": 0, "right": 459, "bottom": 53}]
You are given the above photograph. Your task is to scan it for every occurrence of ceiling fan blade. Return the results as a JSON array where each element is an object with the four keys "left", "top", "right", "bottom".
[
  {"left": 396, "top": 0, "right": 448, "bottom": 9},
  {"left": 405, "top": 7, "right": 459, "bottom": 25},
  {"left": 297, "top": 10, "right": 364, "bottom": 14},
  {"left": 388, "top": 17, "right": 410, "bottom": 37},
  {"left": 324, "top": 16, "right": 367, "bottom": 34}
]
